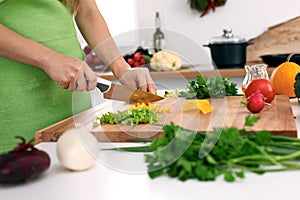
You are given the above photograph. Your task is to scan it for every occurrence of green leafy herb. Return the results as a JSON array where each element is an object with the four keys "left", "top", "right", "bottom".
[
  {"left": 116, "top": 115, "right": 300, "bottom": 182},
  {"left": 179, "top": 75, "right": 240, "bottom": 99},
  {"left": 244, "top": 115, "right": 260, "bottom": 127}
]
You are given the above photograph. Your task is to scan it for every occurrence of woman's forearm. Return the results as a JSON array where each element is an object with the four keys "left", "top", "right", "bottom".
[
  {"left": 0, "top": 24, "right": 58, "bottom": 71},
  {"left": 75, "top": 0, "right": 130, "bottom": 78},
  {"left": 75, "top": 0, "right": 111, "bottom": 49}
]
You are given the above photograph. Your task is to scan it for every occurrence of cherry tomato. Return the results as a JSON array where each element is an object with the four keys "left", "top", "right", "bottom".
[{"left": 245, "top": 79, "right": 275, "bottom": 103}]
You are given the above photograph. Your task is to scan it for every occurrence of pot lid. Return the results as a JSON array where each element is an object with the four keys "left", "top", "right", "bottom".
[{"left": 209, "top": 29, "right": 246, "bottom": 44}]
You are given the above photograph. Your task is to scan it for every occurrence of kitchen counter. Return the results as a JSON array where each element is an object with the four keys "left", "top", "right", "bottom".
[
  {"left": 98, "top": 65, "right": 276, "bottom": 90},
  {"left": 98, "top": 64, "right": 275, "bottom": 81},
  {"left": 1, "top": 100, "right": 300, "bottom": 200},
  {"left": 1, "top": 142, "right": 300, "bottom": 200}
]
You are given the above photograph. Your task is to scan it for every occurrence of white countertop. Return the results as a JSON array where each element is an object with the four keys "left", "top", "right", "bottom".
[
  {"left": 2, "top": 142, "right": 300, "bottom": 200},
  {"left": 1, "top": 99, "right": 300, "bottom": 200}
]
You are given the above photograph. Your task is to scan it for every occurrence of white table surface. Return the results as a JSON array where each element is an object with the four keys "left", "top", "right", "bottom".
[{"left": 1, "top": 98, "right": 300, "bottom": 200}]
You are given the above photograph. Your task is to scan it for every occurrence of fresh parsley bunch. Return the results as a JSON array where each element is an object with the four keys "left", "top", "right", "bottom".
[
  {"left": 179, "top": 75, "right": 239, "bottom": 99},
  {"left": 116, "top": 115, "right": 300, "bottom": 182}
]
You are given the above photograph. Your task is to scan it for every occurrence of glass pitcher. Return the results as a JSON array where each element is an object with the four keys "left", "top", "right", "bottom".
[{"left": 242, "top": 64, "right": 269, "bottom": 94}]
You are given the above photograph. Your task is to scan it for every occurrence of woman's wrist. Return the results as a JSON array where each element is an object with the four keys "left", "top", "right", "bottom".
[{"left": 109, "top": 57, "right": 131, "bottom": 80}]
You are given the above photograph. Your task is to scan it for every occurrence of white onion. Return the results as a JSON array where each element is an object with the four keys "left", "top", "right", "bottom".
[{"left": 56, "top": 125, "right": 99, "bottom": 171}]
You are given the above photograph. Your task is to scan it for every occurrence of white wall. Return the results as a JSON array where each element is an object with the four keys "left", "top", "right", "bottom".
[
  {"left": 136, "top": 0, "right": 300, "bottom": 45},
  {"left": 89, "top": 0, "right": 300, "bottom": 66}
]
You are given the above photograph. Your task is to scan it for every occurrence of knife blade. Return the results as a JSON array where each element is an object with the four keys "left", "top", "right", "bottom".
[{"left": 96, "top": 77, "right": 164, "bottom": 103}]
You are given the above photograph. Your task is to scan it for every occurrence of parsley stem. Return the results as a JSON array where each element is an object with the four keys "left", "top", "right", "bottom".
[
  {"left": 245, "top": 140, "right": 282, "bottom": 166},
  {"left": 276, "top": 150, "right": 300, "bottom": 161},
  {"left": 232, "top": 164, "right": 299, "bottom": 174}
]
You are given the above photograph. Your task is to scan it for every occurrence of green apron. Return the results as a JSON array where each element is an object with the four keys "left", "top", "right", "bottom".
[{"left": 0, "top": 0, "right": 91, "bottom": 153}]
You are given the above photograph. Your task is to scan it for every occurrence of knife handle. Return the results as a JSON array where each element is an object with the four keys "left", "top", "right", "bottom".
[{"left": 96, "top": 77, "right": 111, "bottom": 93}]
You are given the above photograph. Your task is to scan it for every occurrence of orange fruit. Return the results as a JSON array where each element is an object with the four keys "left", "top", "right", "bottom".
[{"left": 270, "top": 61, "right": 300, "bottom": 97}]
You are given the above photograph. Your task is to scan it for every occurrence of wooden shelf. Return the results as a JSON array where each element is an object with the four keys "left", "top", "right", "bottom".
[{"left": 97, "top": 66, "right": 276, "bottom": 80}]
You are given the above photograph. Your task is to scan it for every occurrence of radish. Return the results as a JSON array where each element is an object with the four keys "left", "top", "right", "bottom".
[{"left": 243, "top": 92, "right": 266, "bottom": 113}]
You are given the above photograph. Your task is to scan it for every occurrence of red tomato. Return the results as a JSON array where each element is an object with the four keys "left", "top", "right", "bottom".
[{"left": 245, "top": 79, "right": 275, "bottom": 103}]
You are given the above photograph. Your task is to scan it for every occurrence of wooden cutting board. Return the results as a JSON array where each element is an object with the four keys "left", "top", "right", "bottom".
[{"left": 34, "top": 95, "right": 297, "bottom": 144}]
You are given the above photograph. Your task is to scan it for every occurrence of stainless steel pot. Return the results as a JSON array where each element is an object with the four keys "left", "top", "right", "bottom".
[{"left": 204, "top": 29, "right": 252, "bottom": 69}]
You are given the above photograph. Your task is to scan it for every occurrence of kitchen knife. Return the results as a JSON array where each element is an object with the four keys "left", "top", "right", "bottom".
[{"left": 96, "top": 77, "right": 164, "bottom": 103}]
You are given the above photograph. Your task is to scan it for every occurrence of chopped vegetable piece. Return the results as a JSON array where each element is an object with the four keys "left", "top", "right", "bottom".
[
  {"left": 182, "top": 99, "right": 214, "bottom": 114},
  {"left": 93, "top": 102, "right": 169, "bottom": 127}
]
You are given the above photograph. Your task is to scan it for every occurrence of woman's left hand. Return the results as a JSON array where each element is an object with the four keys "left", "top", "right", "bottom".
[
  {"left": 108, "top": 57, "right": 157, "bottom": 94},
  {"left": 117, "top": 67, "right": 157, "bottom": 94}
]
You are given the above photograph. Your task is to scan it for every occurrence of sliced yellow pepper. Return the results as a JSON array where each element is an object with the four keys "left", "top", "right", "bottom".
[
  {"left": 182, "top": 99, "right": 214, "bottom": 114},
  {"left": 128, "top": 102, "right": 170, "bottom": 113}
]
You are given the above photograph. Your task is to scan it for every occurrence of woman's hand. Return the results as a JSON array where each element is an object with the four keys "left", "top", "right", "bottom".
[
  {"left": 117, "top": 67, "right": 157, "bottom": 94},
  {"left": 43, "top": 54, "right": 97, "bottom": 92},
  {"left": 108, "top": 57, "right": 157, "bottom": 94}
]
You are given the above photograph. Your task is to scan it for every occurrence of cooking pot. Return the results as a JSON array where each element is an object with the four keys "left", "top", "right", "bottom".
[{"left": 204, "top": 29, "right": 252, "bottom": 69}]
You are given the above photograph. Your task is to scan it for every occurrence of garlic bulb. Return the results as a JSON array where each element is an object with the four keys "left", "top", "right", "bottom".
[{"left": 56, "top": 125, "right": 99, "bottom": 171}]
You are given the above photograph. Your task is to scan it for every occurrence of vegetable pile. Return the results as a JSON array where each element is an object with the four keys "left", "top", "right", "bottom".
[
  {"left": 117, "top": 115, "right": 300, "bottom": 182},
  {"left": 94, "top": 103, "right": 167, "bottom": 127},
  {"left": 0, "top": 137, "right": 50, "bottom": 184},
  {"left": 123, "top": 46, "right": 152, "bottom": 68},
  {"left": 179, "top": 75, "right": 239, "bottom": 99}
]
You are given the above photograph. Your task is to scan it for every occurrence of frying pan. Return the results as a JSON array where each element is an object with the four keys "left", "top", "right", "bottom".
[{"left": 260, "top": 54, "right": 300, "bottom": 68}]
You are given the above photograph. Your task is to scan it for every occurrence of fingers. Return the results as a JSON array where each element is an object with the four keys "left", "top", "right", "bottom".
[
  {"left": 145, "top": 71, "right": 157, "bottom": 94},
  {"left": 56, "top": 62, "right": 97, "bottom": 92},
  {"left": 84, "top": 66, "right": 97, "bottom": 91},
  {"left": 118, "top": 67, "right": 157, "bottom": 93},
  {"left": 73, "top": 64, "right": 97, "bottom": 92},
  {"left": 137, "top": 68, "right": 157, "bottom": 94},
  {"left": 72, "top": 68, "right": 86, "bottom": 91}
]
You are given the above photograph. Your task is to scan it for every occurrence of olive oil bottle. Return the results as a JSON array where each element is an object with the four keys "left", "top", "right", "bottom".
[{"left": 153, "top": 11, "right": 165, "bottom": 52}]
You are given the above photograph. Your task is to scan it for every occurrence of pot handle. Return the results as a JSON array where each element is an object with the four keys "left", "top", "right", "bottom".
[
  {"left": 247, "top": 42, "right": 254, "bottom": 46},
  {"left": 203, "top": 44, "right": 210, "bottom": 47}
]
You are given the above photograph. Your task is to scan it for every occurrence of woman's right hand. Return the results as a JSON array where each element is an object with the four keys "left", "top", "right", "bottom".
[{"left": 43, "top": 53, "right": 97, "bottom": 92}]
